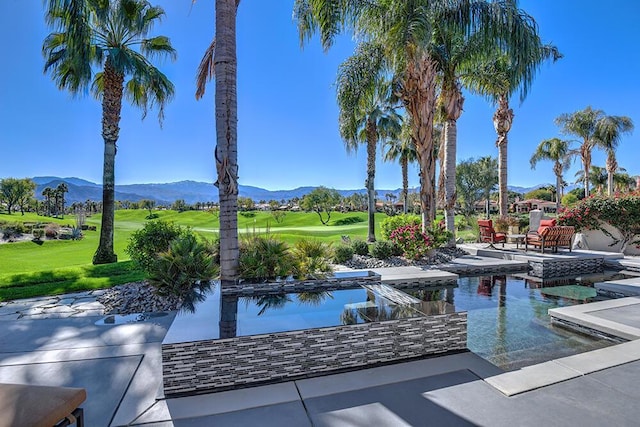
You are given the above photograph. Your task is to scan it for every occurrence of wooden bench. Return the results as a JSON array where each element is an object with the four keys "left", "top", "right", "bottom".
[
  {"left": 525, "top": 225, "right": 575, "bottom": 253},
  {"left": 0, "top": 383, "right": 86, "bottom": 427}
]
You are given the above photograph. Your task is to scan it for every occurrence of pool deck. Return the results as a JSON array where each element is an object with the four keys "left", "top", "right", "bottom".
[{"left": 4, "top": 253, "right": 640, "bottom": 425}]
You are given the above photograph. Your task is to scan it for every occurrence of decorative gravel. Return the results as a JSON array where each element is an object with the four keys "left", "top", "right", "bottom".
[
  {"left": 97, "top": 281, "right": 181, "bottom": 315},
  {"left": 341, "top": 247, "right": 469, "bottom": 269}
]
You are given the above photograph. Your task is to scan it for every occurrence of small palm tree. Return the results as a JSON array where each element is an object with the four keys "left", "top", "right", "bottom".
[
  {"left": 530, "top": 138, "right": 573, "bottom": 212},
  {"left": 43, "top": 0, "right": 176, "bottom": 264},
  {"left": 337, "top": 59, "right": 401, "bottom": 242},
  {"left": 555, "top": 106, "right": 634, "bottom": 197},
  {"left": 384, "top": 121, "right": 417, "bottom": 214}
]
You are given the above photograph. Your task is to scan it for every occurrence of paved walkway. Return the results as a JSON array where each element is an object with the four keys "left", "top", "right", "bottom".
[{"left": 0, "top": 290, "right": 106, "bottom": 320}]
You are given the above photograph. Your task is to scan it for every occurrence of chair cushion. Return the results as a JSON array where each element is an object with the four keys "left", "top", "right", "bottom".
[
  {"left": 538, "top": 219, "right": 557, "bottom": 235},
  {"left": 0, "top": 383, "right": 86, "bottom": 427}
]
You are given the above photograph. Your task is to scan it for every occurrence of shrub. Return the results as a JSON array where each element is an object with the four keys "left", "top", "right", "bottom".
[
  {"left": 426, "top": 220, "right": 454, "bottom": 248},
  {"left": 2, "top": 222, "right": 25, "bottom": 239},
  {"left": 389, "top": 224, "right": 432, "bottom": 260},
  {"left": 45, "top": 223, "right": 60, "bottom": 239},
  {"left": 333, "top": 244, "right": 354, "bottom": 264},
  {"left": 239, "top": 235, "right": 296, "bottom": 281},
  {"left": 32, "top": 229, "right": 44, "bottom": 240},
  {"left": 126, "top": 220, "right": 185, "bottom": 273},
  {"left": 292, "top": 238, "right": 333, "bottom": 279},
  {"left": 370, "top": 240, "right": 395, "bottom": 259},
  {"left": 70, "top": 227, "right": 83, "bottom": 240},
  {"left": 558, "top": 192, "right": 640, "bottom": 251},
  {"left": 380, "top": 214, "right": 421, "bottom": 240},
  {"left": 147, "top": 233, "right": 218, "bottom": 313},
  {"left": 351, "top": 239, "right": 369, "bottom": 256}
]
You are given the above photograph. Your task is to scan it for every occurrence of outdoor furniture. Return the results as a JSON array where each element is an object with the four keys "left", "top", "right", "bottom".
[
  {"left": 478, "top": 219, "right": 507, "bottom": 248},
  {"left": 525, "top": 221, "right": 575, "bottom": 253},
  {"left": 508, "top": 233, "right": 526, "bottom": 249},
  {"left": 0, "top": 383, "right": 86, "bottom": 427}
]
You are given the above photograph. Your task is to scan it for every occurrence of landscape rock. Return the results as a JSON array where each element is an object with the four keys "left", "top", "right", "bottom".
[
  {"left": 340, "top": 247, "right": 468, "bottom": 270},
  {"left": 97, "top": 281, "right": 181, "bottom": 315}
]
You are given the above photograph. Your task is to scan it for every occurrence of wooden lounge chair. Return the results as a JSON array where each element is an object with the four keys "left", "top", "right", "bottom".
[
  {"left": 0, "top": 383, "right": 86, "bottom": 427},
  {"left": 477, "top": 219, "right": 506, "bottom": 248},
  {"left": 525, "top": 219, "right": 575, "bottom": 253}
]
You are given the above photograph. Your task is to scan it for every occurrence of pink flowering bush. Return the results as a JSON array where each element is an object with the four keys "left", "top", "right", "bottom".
[
  {"left": 389, "top": 224, "right": 432, "bottom": 260},
  {"left": 558, "top": 191, "right": 640, "bottom": 250}
]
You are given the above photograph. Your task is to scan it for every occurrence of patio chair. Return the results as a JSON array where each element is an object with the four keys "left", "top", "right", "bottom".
[{"left": 477, "top": 219, "right": 506, "bottom": 248}]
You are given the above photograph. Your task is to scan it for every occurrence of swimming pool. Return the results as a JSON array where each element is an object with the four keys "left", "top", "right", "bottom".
[{"left": 233, "top": 275, "right": 614, "bottom": 371}]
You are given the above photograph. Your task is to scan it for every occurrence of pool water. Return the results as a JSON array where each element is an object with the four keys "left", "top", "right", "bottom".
[
  {"left": 443, "top": 275, "right": 612, "bottom": 371},
  {"left": 231, "top": 275, "right": 614, "bottom": 371}
]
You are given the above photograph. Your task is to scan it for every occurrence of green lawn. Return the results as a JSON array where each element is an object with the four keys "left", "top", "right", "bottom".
[{"left": 0, "top": 209, "right": 477, "bottom": 301}]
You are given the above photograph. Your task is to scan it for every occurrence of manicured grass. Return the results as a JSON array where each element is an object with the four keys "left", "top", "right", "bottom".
[{"left": 0, "top": 261, "right": 145, "bottom": 301}]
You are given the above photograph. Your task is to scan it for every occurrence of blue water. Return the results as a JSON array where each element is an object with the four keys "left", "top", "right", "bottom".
[{"left": 233, "top": 276, "right": 613, "bottom": 370}]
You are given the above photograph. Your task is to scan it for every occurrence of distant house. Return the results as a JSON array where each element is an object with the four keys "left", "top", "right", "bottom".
[
  {"left": 474, "top": 200, "right": 499, "bottom": 214},
  {"left": 512, "top": 199, "right": 557, "bottom": 214}
]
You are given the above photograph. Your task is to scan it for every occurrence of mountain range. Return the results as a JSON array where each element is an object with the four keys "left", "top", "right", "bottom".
[{"left": 31, "top": 176, "right": 566, "bottom": 205}]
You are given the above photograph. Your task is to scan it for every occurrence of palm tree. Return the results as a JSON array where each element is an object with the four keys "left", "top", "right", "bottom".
[
  {"left": 337, "top": 60, "right": 401, "bottom": 242},
  {"left": 463, "top": 45, "right": 561, "bottom": 218},
  {"left": 42, "top": 187, "right": 53, "bottom": 217},
  {"left": 195, "top": 0, "right": 241, "bottom": 285},
  {"left": 384, "top": 121, "right": 417, "bottom": 214},
  {"left": 530, "top": 138, "right": 573, "bottom": 212},
  {"left": 43, "top": 0, "right": 176, "bottom": 264},
  {"left": 575, "top": 166, "right": 608, "bottom": 195},
  {"left": 555, "top": 106, "right": 634, "bottom": 198},
  {"left": 295, "top": 0, "right": 552, "bottom": 232},
  {"left": 56, "top": 182, "right": 68, "bottom": 217}
]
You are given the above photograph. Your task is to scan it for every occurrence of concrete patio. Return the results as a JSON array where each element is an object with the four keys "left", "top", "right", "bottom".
[{"left": 2, "top": 253, "right": 640, "bottom": 425}]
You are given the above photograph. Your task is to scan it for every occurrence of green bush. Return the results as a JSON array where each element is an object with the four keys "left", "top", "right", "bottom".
[
  {"left": 380, "top": 214, "right": 421, "bottom": 240},
  {"left": 147, "top": 233, "right": 218, "bottom": 313},
  {"left": 126, "top": 220, "right": 185, "bottom": 273},
  {"left": 370, "top": 240, "right": 395, "bottom": 259},
  {"left": 333, "top": 216, "right": 364, "bottom": 226},
  {"left": 426, "top": 220, "right": 454, "bottom": 248},
  {"left": 32, "top": 229, "right": 44, "bottom": 240},
  {"left": 239, "top": 235, "right": 296, "bottom": 282},
  {"left": 351, "top": 239, "right": 369, "bottom": 256},
  {"left": 2, "top": 222, "right": 26, "bottom": 239},
  {"left": 292, "top": 238, "right": 333, "bottom": 279},
  {"left": 333, "top": 244, "right": 354, "bottom": 264}
]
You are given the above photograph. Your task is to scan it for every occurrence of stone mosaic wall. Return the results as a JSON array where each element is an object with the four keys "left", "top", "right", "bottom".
[
  {"left": 221, "top": 275, "right": 381, "bottom": 295},
  {"left": 162, "top": 312, "right": 467, "bottom": 396},
  {"left": 529, "top": 257, "right": 603, "bottom": 278}
]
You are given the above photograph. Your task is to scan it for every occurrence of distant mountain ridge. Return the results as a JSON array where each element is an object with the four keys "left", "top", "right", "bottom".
[{"left": 31, "top": 176, "right": 567, "bottom": 205}]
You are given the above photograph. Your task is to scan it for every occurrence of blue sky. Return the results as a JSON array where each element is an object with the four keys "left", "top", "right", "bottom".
[{"left": 1, "top": 1, "right": 638, "bottom": 191}]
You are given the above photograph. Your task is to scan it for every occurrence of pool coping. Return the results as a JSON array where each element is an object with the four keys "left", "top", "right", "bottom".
[
  {"left": 486, "top": 297, "right": 640, "bottom": 397},
  {"left": 485, "top": 339, "right": 640, "bottom": 396}
]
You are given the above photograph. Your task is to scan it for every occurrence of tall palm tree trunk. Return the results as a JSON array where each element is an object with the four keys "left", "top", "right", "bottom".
[
  {"left": 401, "top": 156, "right": 408, "bottom": 214},
  {"left": 215, "top": 0, "right": 239, "bottom": 285},
  {"left": 493, "top": 95, "right": 513, "bottom": 219},
  {"left": 553, "top": 162, "right": 563, "bottom": 213},
  {"left": 606, "top": 151, "right": 617, "bottom": 196},
  {"left": 443, "top": 82, "right": 463, "bottom": 245},
  {"left": 403, "top": 54, "right": 437, "bottom": 232},
  {"left": 581, "top": 144, "right": 591, "bottom": 197},
  {"left": 365, "top": 119, "right": 377, "bottom": 242},
  {"left": 93, "top": 59, "right": 123, "bottom": 265}
]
